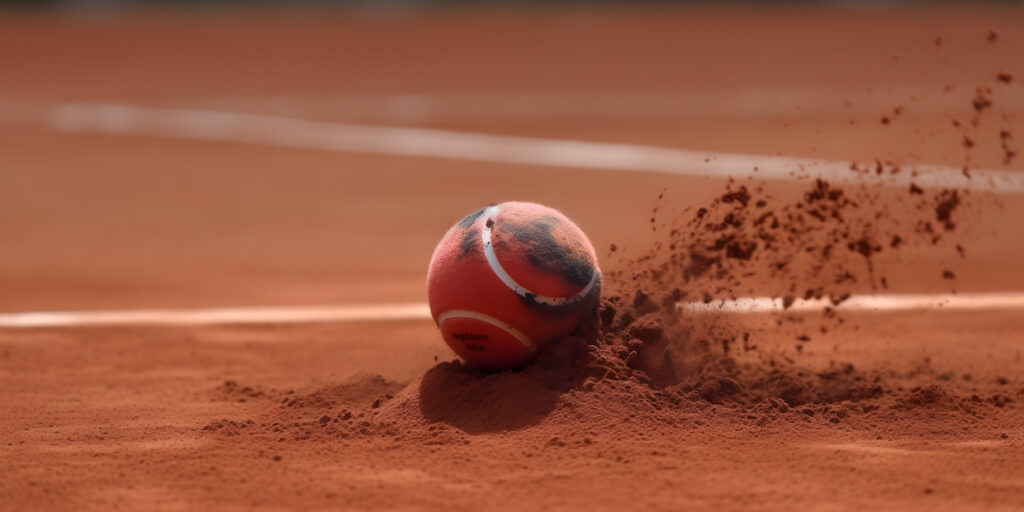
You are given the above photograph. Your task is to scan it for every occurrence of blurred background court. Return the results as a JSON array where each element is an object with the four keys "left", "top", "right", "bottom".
[{"left": 2, "top": 0, "right": 1022, "bottom": 314}]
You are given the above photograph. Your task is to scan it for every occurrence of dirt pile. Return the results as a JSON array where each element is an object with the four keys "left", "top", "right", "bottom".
[{"left": 201, "top": 176, "right": 1016, "bottom": 443}]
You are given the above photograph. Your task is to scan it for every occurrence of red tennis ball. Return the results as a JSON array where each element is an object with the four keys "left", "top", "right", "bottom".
[{"left": 427, "top": 202, "right": 602, "bottom": 371}]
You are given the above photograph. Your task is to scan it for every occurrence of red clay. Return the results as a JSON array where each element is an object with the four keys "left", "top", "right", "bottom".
[{"left": 1, "top": 7, "right": 1024, "bottom": 512}]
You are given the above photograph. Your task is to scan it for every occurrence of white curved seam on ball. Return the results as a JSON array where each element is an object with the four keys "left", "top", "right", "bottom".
[
  {"left": 480, "top": 206, "right": 599, "bottom": 306},
  {"left": 436, "top": 309, "right": 538, "bottom": 354}
]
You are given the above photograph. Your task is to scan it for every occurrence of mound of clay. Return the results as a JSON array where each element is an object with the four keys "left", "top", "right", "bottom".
[
  {"left": 202, "top": 175, "right": 1016, "bottom": 443},
  {"left": 202, "top": 373, "right": 403, "bottom": 438}
]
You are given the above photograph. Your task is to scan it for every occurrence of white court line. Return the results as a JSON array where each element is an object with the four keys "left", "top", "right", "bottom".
[
  {"left": 50, "top": 103, "right": 1024, "bottom": 194},
  {"left": 8, "top": 85, "right": 1024, "bottom": 126},
  {"left": 0, "top": 303, "right": 432, "bottom": 329},
  {"left": 1, "top": 293, "right": 1021, "bottom": 329},
  {"left": 676, "top": 292, "right": 1024, "bottom": 314}
]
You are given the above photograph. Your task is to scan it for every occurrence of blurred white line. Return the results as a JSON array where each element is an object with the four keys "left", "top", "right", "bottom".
[
  {"left": 50, "top": 103, "right": 1024, "bottom": 194},
  {"left": 1, "top": 293, "right": 1021, "bottom": 329},
  {"left": 0, "top": 303, "right": 432, "bottom": 328},
  {"left": 677, "top": 292, "right": 1024, "bottom": 314}
]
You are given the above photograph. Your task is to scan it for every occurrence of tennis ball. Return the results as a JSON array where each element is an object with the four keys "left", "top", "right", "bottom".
[{"left": 427, "top": 202, "right": 602, "bottom": 371}]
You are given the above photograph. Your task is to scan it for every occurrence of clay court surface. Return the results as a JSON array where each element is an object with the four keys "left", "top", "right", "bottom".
[{"left": 2, "top": 6, "right": 1024, "bottom": 511}]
